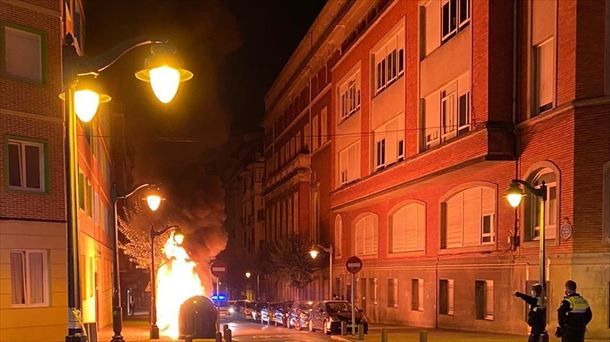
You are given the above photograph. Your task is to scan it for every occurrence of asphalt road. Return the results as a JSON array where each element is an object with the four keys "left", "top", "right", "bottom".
[{"left": 223, "top": 318, "right": 335, "bottom": 342}]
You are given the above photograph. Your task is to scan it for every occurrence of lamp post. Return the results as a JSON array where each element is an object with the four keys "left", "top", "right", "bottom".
[
  {"left": 149, "top": 225, "right": 184, "bottom": 339},
  {"left": 245, "top": 271, "right": 260, "bottom": 300},
  {"left": 506, "top": 179, "right": 548, "bottom": 310},
  {"left": 309, "top": 244, "right": 334, "bottom": 300},
  {"left": 111, "top": 184, "right": 162, "bottom": 342},
  {"left": 61, "top": 33, "right": 192, "bottom": 342}
]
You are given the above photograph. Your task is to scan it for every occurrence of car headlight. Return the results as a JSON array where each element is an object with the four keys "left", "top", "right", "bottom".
[{"left": 228, "top": 308, "right": 235, "bottom": 314}]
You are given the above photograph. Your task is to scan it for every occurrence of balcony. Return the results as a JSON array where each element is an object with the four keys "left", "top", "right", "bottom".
[{"left": 265, "top": 152, "right": 311, "bottom": 192}]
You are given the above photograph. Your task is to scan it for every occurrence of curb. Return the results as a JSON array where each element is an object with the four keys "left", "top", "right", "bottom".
[{"left": 330, "top": 335, "right": 363, "bottom": 342}]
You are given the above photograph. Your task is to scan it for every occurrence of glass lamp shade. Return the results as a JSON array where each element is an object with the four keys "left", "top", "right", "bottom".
[
  {"left": 135, "top": 62, "right": 193, "bottom": 104},
  {"left": 245, "top": 272, "right": 251, "bottom": 279},
  {"left": 506, "top": 183, "right": 525, "bottom": 208},
  {"left": 74, "top": 89, "right": 100, "bottom": 122},
  {"left": 309, "top": 250, "right": 319, "bottom": 259},
  {"left": 146, "top": 194, "right": 162, "bottom": 211}
]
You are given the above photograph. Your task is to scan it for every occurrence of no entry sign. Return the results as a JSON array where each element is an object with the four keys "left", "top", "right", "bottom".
[
  {"left": 345, "top": 256, "right": 363, "bottom": 274},
  {"left": 210, "top": 261, "right": 227, "bottom": 278}
]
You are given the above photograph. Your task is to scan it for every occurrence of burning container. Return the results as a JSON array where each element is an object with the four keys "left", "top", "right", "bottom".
[{"left": 179, "top": 295, "right": 218, "bottom": 339}]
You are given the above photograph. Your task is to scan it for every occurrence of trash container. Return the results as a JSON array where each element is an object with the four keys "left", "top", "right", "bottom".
[{"left": 179, "top": 295, "right": 218, "bottom": 339}]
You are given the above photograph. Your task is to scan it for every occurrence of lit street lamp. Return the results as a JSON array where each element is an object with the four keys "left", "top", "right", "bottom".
[
  {"left": 150, "top": 226, "right": 184, "bottom": 339},
  {"left": 61, "top": 33, "right": 192, "bottom": 342},
  {"left": 309, "top": 244, "right": 334, "bottom": 300},
  {"left": 111, "top": 184, "right": 162, "bottom": 341},
  {"left": 245, "top": 271, "right": 260, "bottom": 300},
  {"left": 506, "top": 179, "right": 548, "bottom": 312}
]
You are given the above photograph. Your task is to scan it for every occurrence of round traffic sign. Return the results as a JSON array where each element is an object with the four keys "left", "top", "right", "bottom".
[
  {"left": 210, "top": 261, "right": 227, "bottom": 278},
  {"left": 345, "top": 256, "right": 363, "bottom": 274}
]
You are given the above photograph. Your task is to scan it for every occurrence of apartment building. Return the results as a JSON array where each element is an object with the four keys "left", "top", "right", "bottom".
[
  {"left": 264, "top": 0, "right": 610, "bottom": 338},
  {"left": 0, "top": 0, "right": 115, "bottom": 340}
]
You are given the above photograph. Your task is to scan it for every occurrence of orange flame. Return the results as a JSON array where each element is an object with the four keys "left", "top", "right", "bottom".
[{"left": 156, "top": 232, "right": 205, "bottom": 339}]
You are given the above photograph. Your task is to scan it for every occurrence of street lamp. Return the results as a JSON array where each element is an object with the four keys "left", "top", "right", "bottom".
[
  {"left": 111, "top": 184, "right": 163, "bottom": 342},
  {"left": 506, "top": 179, "right": 548, "bottom": 309},
  {"left": 309, "top": 244, "right": 334, "bottom": 300},
  {"left": 61, "top": 33, "right": 192, "bottom": 342},
  {"left": 150, "top": 225, "right": 183, "bottom": 339},
  {"left": 245, "top": 271, "right": 260, "bottom": 301}
]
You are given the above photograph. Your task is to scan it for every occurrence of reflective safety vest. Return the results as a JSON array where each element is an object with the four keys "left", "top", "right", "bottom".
[{"left": 566, "top": 295, "right": 590, "bottom": 314}]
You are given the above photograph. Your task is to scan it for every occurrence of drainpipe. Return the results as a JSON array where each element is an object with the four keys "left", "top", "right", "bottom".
[
  {"left": 434, "top": 257, "right": 439, "bottom": 329},
  {"left": 511, "top": 0, "right": 521, "bottom": 252}
]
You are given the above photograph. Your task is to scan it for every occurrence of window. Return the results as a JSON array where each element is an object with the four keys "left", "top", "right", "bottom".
[
  {"left": 7, "top": 139, "right": 45, "bottom": 191},
  {"left": 93, "top": 191, "right": 100, "bottom": 226},
  {"left": 339, "top": 74, "right": 361, "bottom": 121},
  {"left": 441, "top": 186, "right": 496, "bottom": 248},
  {"left": 390, "top": 202, "right": 425, "bottom": 253},
  {"left": 439, "top": 279, "right": 455, "bottom": 315},
  {"left": 524, "top": 168, "right": 558, "bottom": 241},
  {"left": 397, "top": 140, "right": 404, "bottom": 160},
  {"left": 321, "top": 107, "right": 328, "bottom": 144},
  {"left": 421, "top": 76, "right": 470, "bottom": 151},
  {"left": 475, "top": 280, "right": 494, "bottom": 320},
  {"left": 388, "top": 279, "right": 398, "bottom": 307},
  {"left": 375, "top": 139, "right": 386, "bottom": 169},
  {"left": 78, "top": 170, "right": 85, "bottom": 210},
  {"left": 338, "top": 141, "right": 360, "bottom": 186},
  {"left": 369, "top": 278, "right": 378, "bottom": 305},
  {"left": 373, "top": 29, "right": 405, "bottom": 95},
  {"left": 411, "top": 278, "right": 424, "bottom": 311},
  {"left": 354, "top": 214, "right": 378, "bottom": 256},
  {"left": 86, "top": 180, "right": 93, "bottom": 217},
  {"left": 3, "top": 25, "right": 44, "bottom": 83},
  {"left": 335, "top": 215, "right": 342, "bottom": 258},
  {"left": 312, "top": 115, "right": 319, "bottom": 151},
  {"left": 293, "top": 192, "right": 299, "bottom": 232},
  {"left": 304, "top": 123, "right": 310, "bottom": 151},
  {"left": 534, "top": 39, "right": 555, "bottom": 114},
  {"left": 530, "top": 0, "right": 557, "bottom": 117},
  {"left": 441, "top": 0, "right": 469, "bottom": 43},
  {"left": 10, "top": 250, "right": 48, "bottom": 306}
]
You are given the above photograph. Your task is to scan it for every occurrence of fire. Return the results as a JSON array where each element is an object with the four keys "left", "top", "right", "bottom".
[{"left": 156, "top": 232, "right": 205, "bottom": 339}]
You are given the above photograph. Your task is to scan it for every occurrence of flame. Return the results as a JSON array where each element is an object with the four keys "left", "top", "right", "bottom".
[{"left": 156, "top": 232, "right": 205, "bottom": 339}]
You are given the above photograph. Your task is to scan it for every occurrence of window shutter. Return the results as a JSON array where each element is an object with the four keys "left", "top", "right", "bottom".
[
  {"left": 355, "top": 220, "right": 364, "bottom": 255},
  {"left": 404, "top": 204, "right": 418, "bottom": 251},
  {"left": 391, "top": 207, "right": 406, "bottom": 252},
  {"left": 371, "top": 216, "right": 378, "bottom": 254},
  {"left": 463, "top": 187, "right": 482, "bottom": 246},
  {"left": 446, "top": 193, "right": 464, "bottom": 247},
  {"left": 335, "top": 216, "right": 342, "bottom": 257},
  {"left": 485, "top": 280, "right": 494, "bottom": 319},
  {"left": 416, "top": 203, "right": 426, "bottom": 250},
  {"left": 386, "top": 119, "right": 398, "bottom": 164},
  {"left": 536, "top": 40, "right": 554, "bottom": 111}
]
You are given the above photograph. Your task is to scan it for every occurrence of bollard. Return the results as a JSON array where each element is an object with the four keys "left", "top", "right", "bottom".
[
  {"left": 185, "top": 336, "right": 193, "bottom": 342},
  {"left": 357, "top": 324, "right": 364, "bottom": 340},
  {"left": 215, "top": 331, "right": 222, "bottom": 342},
  {"left": 419, "top": 330, "right": 428, "bottom": 342},
  {"left": 380, "top": 328, "right": 388, "bottom": 342},
  {"left": 223, "top": 324, "right": 229, "bottom": 335},
  {"left": 340, "top": 321, "right": 347, "bottom": 336},
  {"left": 225, "top": 328, "right": 232, "bottom": 342}
]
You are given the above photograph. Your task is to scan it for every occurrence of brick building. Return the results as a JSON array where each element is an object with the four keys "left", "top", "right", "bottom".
[
  {"left": 0, "top": 0, "right": 115, "bottom": 340},
  {"left": 263, "top": 0, "right": 610, "bottom": 338}
]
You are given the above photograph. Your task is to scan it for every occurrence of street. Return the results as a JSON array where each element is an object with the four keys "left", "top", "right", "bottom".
[{"left": 227, "top": 320, "right": 333, "bottom": 342}]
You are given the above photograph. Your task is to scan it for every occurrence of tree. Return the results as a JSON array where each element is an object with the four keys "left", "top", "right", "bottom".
[
  {"left": 269, "top": 233, "right": 316, "bottom": 289},
  {"left": 117, "top": 206, "right": 172, "bottom": 270}
]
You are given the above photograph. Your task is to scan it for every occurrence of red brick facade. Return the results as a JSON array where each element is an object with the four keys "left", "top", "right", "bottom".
[{"left": 264, "top": 0, "right": 610, "bottom": 338}]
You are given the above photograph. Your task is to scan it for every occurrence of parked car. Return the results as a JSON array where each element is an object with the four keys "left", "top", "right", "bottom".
[
  {"left": 308, "top": 301, "right": 368, "bottom": 335},
  {"left": 274, "top": 301, "right": 294, "bottom": 327},
  {"left": 252, "top": 302, "right": 266, "bottom": 321},
  {"left": 261, "top": 302, "right": 281, "bottom": 325},
  {"left": 227, "top": 300, "right": 239, "bottom": 317},
  {"left": 239, "top": 300, "right": 256, "bottom": 320},
  {"left": 288, "top": 300, "right": 315, "bottom": 330}
]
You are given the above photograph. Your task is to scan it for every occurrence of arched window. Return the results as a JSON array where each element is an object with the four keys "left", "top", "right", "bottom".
[
  {"left": 334, "top": 215, "right": 343, "bottom": 258},
  {"left": 441, "top": 186, "right": 496, "bottom": 248},
  {"left": 390, "top": 202, "right": 425, "bottom": 253},
  {"left": 354, "top": 214, "right": 378, "bottom": 256},
  {"left": 524, "top": 168, "right": 558, "bottom": 241}
]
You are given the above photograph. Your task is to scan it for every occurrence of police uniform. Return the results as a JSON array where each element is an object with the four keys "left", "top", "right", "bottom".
[
  {"left": 556, "top": 293, "right": 592, "bottom": 342},
  {"left": 515, "top": 291, "right": 547, "bottom": 342}
]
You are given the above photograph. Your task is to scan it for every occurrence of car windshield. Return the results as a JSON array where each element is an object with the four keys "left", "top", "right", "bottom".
[
  {"left": 245, "top": 302, "right": 255, "bottom": 308},
  {"left": 299, "top": 302, "right": 313, "bottom": 310},
  {"left": 326, "top": 302, "right": 352, "bottom": 313}
]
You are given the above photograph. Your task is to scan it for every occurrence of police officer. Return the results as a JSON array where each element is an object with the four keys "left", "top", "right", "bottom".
[
  {"left": 555, "top": 280, "right": 592, "bottom": 342},
  {"left": 514, "top": 283, "right": 547, "bottom": 342}
]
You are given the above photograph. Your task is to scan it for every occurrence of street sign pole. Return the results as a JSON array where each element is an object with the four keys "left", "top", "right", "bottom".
[
  {"left": 216, "top": 276, "right": 220, "bottom": 333},
  {"left": 351, "top": 273, "right": 355, "bottom": 335}
]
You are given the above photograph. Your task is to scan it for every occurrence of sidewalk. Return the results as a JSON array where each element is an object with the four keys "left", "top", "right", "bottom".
[{"left": 330, "top": 325, "right": 610, "bottom": 342}]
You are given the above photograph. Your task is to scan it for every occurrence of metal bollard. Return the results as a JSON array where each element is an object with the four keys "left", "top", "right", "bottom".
[
  {"left": 380, "top": 328, "right": 388, "bottom": 342},
  {"left": 225, "top": 328, "right": 232, "bottom": 342},
  {"left": 341, "top": 321, "right": 347, "bottom": 336},
  {"left": 357, "top": 324, "right": 364, "bottom": 340},
  {"left": 215, "top": 331, "right": 222, "bottom": 342},
  {"left": 223, "top": 324, "right": 229, "bottom": 335},
  {"left": 419, "top": 330, "right": 428, "bottom": 342}
]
